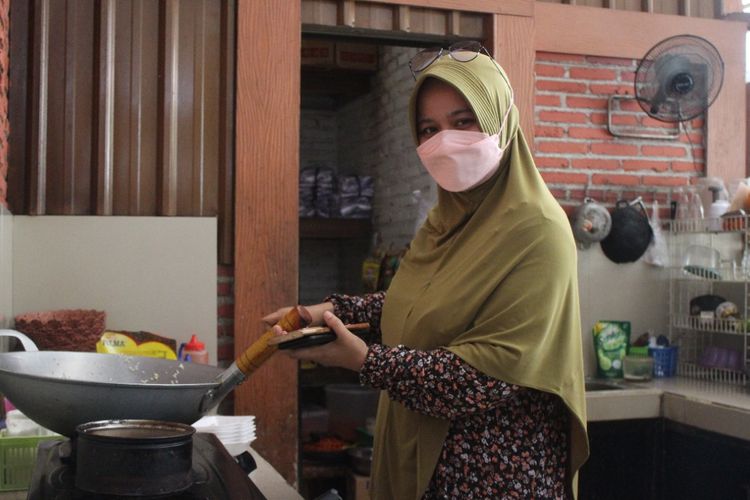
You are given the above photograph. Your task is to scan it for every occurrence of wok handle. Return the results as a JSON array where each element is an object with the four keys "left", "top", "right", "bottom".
[{"left": 235, "top": 305, "right": 312, "bottom": 376}]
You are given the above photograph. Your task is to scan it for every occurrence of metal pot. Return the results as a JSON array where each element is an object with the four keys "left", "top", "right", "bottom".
[
  {"left": 600, "top": 198, "right": 653, "bottom": 263},
  {"left": 75, "top": 420, "right": 195, "bottom": 496},
  {"left": 0, "top": 306, "right": 311, "bottom": 437},
  {"left": 571, "top": 197, "right": 612, "bottom": 249}
]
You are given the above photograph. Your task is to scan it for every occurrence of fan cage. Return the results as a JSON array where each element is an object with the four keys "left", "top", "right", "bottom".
[{"left": 634, "top": 34, "right": 724, "bottom": 123}]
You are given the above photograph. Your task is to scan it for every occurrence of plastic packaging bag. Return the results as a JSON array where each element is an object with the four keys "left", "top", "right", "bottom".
[
  {"left": 643, "top": 200, "right": 669, "bottom": 267},
  {"left": 592, "top": 320, "right": 631, "bottom": 378}
]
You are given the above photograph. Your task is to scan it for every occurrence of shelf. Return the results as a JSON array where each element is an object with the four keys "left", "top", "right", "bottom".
[{"left": 300, "top": 217, "right": 372, "bottom": 239}]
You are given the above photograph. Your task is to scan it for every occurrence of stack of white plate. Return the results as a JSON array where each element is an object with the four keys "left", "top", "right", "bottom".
[{"left": 192, "top": 415, "right": 256, "bottom": 456}]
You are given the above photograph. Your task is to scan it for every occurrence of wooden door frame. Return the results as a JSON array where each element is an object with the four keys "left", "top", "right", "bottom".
[{"left": 234, "top": 0, "right": 535, "bottom": 484}]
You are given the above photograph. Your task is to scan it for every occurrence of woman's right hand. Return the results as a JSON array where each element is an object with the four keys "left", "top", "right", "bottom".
[{"left": 262, "top": 302, "right": 334, "bottom": 327}]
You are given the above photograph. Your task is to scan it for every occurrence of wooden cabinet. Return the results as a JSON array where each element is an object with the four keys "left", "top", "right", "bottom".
[
  {"left": 580, "top": 419, "right": 750, "bottom": 500},
  {"left": 663, "top": 421, "right": 750, "bottom": 500},
  {"left": 579, "top": 419, "right": 662, "bottom": 500}
]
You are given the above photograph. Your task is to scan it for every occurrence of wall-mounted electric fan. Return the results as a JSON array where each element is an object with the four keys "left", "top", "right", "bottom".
[
  {"left": 635, "top": 34, "right": 724, "bottom": 123},
  {"left": 607, "top": 34, "right": 724, "bottom": 139}
]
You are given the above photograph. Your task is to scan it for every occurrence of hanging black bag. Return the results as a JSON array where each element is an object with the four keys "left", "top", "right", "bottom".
[{"left": 600, "top": 197, "right": 653, "bottom": 264}]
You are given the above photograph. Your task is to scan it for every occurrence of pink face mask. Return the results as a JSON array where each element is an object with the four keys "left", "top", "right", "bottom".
[{"left": 416, "top": 96, "right": 514, "bottom": 193}]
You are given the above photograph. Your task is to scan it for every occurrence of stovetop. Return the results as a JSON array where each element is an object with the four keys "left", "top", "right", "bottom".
[{"left": 26, "top": 433, "right": 266, "bottom": 500}]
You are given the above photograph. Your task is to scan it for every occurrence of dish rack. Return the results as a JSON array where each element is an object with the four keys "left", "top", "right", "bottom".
[{"left": 668, "top": 213, "right": 750, "bottom": 385}]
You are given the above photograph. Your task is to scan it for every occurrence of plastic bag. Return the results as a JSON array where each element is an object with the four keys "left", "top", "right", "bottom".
[{"left": 643, "top": 200, "right": 669, "bottom": 267}]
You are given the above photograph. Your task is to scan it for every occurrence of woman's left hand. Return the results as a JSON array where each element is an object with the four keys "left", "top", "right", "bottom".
[{"left": 273, "top": 311, "right": 369, "bottom": 372}]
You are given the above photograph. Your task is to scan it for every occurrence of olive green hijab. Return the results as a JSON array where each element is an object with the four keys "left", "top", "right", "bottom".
[{"left": 370, "top": 53, "right": 589, "bottom": 499}]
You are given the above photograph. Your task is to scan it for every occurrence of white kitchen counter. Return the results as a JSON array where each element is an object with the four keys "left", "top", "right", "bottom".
[{"left": 586, "top": 376, "right": 750, "bottom": 441}]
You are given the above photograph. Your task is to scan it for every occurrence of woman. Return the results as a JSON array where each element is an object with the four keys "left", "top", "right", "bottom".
[{"left": 266, "top": 46, "right": 588, "bottom": 499}]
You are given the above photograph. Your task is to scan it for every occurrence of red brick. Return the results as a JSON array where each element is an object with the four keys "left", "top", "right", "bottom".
[
  {"left": 622, "top": 160, "right": 670, "bottom": 172},
  {"left": 614, "top": 98, "right": 642, "bottom": 113},
  {"left": 641, "top": 116, "right": 680, "bottom": 129},
  {"left": 692, "top": 148, "right": 705, "bottom": 159},
  {"left": 641, "top": 145, "right": 687, "bottom": 157},
  {"left": 589, "top": 84, "right": 633, "bottom": 95},
  {"left": 535, "top": 94, "right": 561, "bottom": 107},
  {"left": 218, "top": 265, "right": 235, "bottom": 277},
  {"left": 571, "top": 158, "right": 620, "bottom": 170},
  {"left": 690, "top": 118, "right": 705, "bottom": 128},
  {"left": 569, "top": 67, "right": 617, "bottom": 80},
  {"left": 538, "top": 110, "right": 588, "bottom": 124},
  {"left": 567, "top": 96, "right": 608, "bottom": 110},
  {"left": 216, "top": 342, "right": 234, "bottom": 363},
  {"left": 678, "top": 133, "right": 704, "bottom": 145},
  {"left": 536, "top": 141, "right": 588, "bottom": 154},
  {"left": 610, "top": 114, "right": 639, "bottom": 126},
  {"left": 586, "top": 55, "right": 636, "bottom": 67},
  {"left": 589, "top": 112, "right": 608, "bottom": 125},
  {"left": 535, "top": 125, "right": 565, "bottom": 138},
  {"left": 533, "top": 156, "right": 570, "bottom": 168},
  {"left": 590, "top": 143, "right": 639, "bottom": 156},
  {"left": 672, "top": 161, "right": 702, "bottom": 172},
  {"left": 642, "top": 175, "right": 690, "bottom": 187},
  {"left": 541, "top": 172, "right": 589, "bottom": 184},
  {"left": 549, "top": 188, "right": 568, "bottom": 199},
  {"left": 536, "top": 80, "right": 588, "bottom": 93},
  {"left": 620, "top": 71, "right": 636, "bottom": 82},
  {"left": 535, "top": 64, "right": 565, "bottom": 77},
  {"left": 568, "top": 127, "right": 613, "bottom": 140},
  {"left": 217, "top": 282, "right": 233, "bottom": 296},
  {"left": 592, "top": 174, "right": 640, "bottom": 186},
  {"left": 536, "top": 52, "right": 586, "bottom": 63},
  {"left": 218, "top": 303, "right": 234, "bottom": 318}
]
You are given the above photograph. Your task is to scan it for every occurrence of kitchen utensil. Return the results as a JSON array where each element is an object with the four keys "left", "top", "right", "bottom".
[
  {"left": 570, "top": 197, "right": 612, "bottom": 249},
  {"left": 0, "top": 306, "right": 311, "bottom": 437},
  {"left": 600, "top": 197, "right": 654, "bottom": 263},
  {"left": 75, "top": 420, "right": 195, "bottom": 496},
  {"left": 682, "top": 245, "right": 721, "bottom": 280},
  {"left": 622, "top": 355, "right": 654, "bottom": 381},
  {"left": 268, "top": 322, "right": 370, "bottom": 350}
]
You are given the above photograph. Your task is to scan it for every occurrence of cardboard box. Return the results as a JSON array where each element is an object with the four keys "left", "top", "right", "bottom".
[
  {"left": 335, "top": 43, "right": 378, "bottom": 71},
  {"left": 301, "top": 40, "right": 335, "bottom": 66},
  {"left": 347, "top": 473, "right": 371, "bottom": 500}
]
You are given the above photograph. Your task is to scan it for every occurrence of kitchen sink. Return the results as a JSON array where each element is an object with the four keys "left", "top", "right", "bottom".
[{"left": 584, "top": 380, "right": 625, "bottom": 391}]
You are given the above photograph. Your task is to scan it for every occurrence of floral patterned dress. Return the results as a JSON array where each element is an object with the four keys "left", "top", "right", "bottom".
[{"left": 328, "top": 292, "right": 570, "bottom": 499}]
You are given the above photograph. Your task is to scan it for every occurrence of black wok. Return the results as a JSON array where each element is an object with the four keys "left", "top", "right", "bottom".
[{"left": 0, "top": 307, "right": 310, "bottom": 436}]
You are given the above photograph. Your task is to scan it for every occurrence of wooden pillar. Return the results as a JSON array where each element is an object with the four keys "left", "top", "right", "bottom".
[
  {"left": 234, "top": 0, "right": 301, "bottom": 484},
  {"left": 489, "top": 9, "right": 536, "bottom": 144}
]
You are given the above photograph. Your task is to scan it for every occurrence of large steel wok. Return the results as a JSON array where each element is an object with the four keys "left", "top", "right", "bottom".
[{"left": 0, "top": 307, "right": 310, "bottom": 436}]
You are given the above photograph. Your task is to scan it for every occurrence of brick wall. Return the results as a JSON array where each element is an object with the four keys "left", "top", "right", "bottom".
[
  {"left": 534, "top": 52, "right": 705, "bottom": 216},
  {"left": 0, "top": 0, "right": 9, "bottom": 208},
  {"left": 338, "top": 45, "right": 436, "bottom": 250}
]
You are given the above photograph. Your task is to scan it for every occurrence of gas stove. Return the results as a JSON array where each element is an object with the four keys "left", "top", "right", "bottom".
[{"left": 27, "top": 432, "right": 266, "bottom": 499}]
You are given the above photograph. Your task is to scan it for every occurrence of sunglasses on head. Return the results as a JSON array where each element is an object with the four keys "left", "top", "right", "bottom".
[{"left": 408, "top": 41, "right": 502, "bottom": 81}]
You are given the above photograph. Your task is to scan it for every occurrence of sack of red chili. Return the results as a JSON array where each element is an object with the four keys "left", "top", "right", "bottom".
[{"left": 14, "top": 309, "right": 106, "bottom": 352}]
